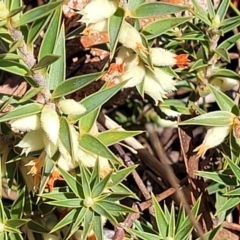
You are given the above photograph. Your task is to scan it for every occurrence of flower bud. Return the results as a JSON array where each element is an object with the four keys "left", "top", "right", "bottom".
[
  {"left": 16, "top": 129, "right": 45, "bottom": 155},
  {"left": 210, "top": 77, "right": 239, "bottom": 92},
  {"left": 119, "top": 21, "right": 147, "bottom": 53},
  {"left": 0, "top": 2, "right": 9, "bottom": 20},
  {"left": 79, "top": 0, "right": 118, "bottom": 25},
  {"left": 41, "top": 105, "right": 60, "bottom": 144},
  {"left": 194, "top": 126, "right": 231, "bottom": 157},
  {"left": 212, "top": 14, "right": 221, "bottom": 30},
  {"left": 58, "top": 99, "right": 86, "bottom": 115},
  {"left": 11, "top": 114, "right": 41, "bottom": 132}
]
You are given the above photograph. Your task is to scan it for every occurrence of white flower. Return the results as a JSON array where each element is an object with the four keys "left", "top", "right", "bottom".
[
  {"left": 11, "top": 114, "right": 41, "bottom": 132},
  {"left": 144, "top": 67, "right": 176, "bottom": 104},
  {"left": 194, "top": 126, "right": 231, "bottom": 157},
  {"left": 41, "top": 105, "right": 60, "bottom": 145},
  {"left": 79, "top": 0, "right": 118, "bottom": 25},
  {"left": 16, "top": 129, "right": 45, "bottom": 155},
  {"left": 58, "top": 99, "right": 86, "bottom": 115},
  {"left": 82, "top": 19, "right": 108, "bottom": 35},
  {"left": 150, "top": 47, "right": 190, "bottom": 68},
  {"left": 118, "top": 21, "right": 147, "bottom": 53},
  {"left": 0, "top": 2, "right": 9, "bottom": 20},
  {"left": 103, "top": 47, "right": 146, "bottom": 87},
  {"left": 210, "top": 77, "right": 239, "bottom": 92}
]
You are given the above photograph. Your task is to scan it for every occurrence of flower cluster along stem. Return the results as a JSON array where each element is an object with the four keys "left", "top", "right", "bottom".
[{"left": 7, "top": 25, "right": 51, "bottom": 103}]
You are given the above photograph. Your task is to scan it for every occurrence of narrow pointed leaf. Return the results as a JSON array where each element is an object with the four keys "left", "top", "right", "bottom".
[
  {"left": 217, "top": 0, "right": 229, "bottom": 21},
  {"left": 133, "top": 2, "right": 187, "bottom": 18},
  {"left": 33, "top": 54, "right": 60, "bottom": 70},
  {"left": 97, "top": 130, "right": 142, "bottom": 146},
  {"left": 92, "top": 172, "right": 112, "bottom": 198},
  {"left": 57, "top": 167, "right": 83, "bottom": 198},
  {"left": 79, "top": 134, "right": 122, "bottom": 164},
  {"left": 178, "top": 111, "right": 235, "bottom": 126},
  {"left": 18, "top": 1, "right": 64, "bottom": 26},
  {"left": 92, "top": 214, "right": 103, "bottom": 240},
  {"left": 0, "top": 103, "right": 43, "bottom": 122},
  {"left": 142, "top": 17, "right": 191, "bottom": 40},
  {"left": 69, "top": 82, "right": 126, "bottom": 122},
  {"left": 48, "top": 23, "right": 66, "bottom": 89},
  {"left": 52, "top": 72, "right": 103, "bottom": 98},
  {"left": 109, "top": 7, "right": 124, "bottom": 57}
]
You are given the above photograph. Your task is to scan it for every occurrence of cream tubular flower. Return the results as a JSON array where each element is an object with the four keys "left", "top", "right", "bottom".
[
  {"left": 41, "top": 105, "right": 60, "bottom": 145},
  {"left": 58, "top": 99, "right": 86, "bottom": 115},
  {"left": 210, "top": 77, "right": 239, "bottom": 92},
  {"left": 144, "top": 68, "right": 176, "bottom": 104},
  {"left": 119, "top": 21, "right": 147, "bottom": 53},
  {"left": 0, "top": 2, "right": 9, "bottom": 20},
  {"left": 79, "top": 0, "right": 118, "bottom": 25},
  {"left": 194, "top": 126, "right": 231, "bottom": 157},
  {"left": 82, "top": 19, "right": 108, "bottom": 35},
  {"left": 150, "top": 48, "right": 190, "bottom": 68},
  {"left": 120, "top": 60, "right": 145, "bottom": 88},
  {"left": 11, "top": 114, "right": 41, "bottom": 132},
  {"left": 16, "top": 129, "right": 45, "bottom": 155}
]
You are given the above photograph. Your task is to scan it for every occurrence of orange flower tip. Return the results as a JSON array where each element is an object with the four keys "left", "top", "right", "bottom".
[
  {"left": 136, "top": 43, "right": 149, "bottom": 55},
  {"left": 174, "top": 54, "right": 190, "bottom": 68},
  {"left": 82, "top": 27, "right": 91, "bottom": 36},
  {"left": 88, "top": 230, "right": 96, "bottom": 240},
  {"left": 193, "top": 144, "right": 208, "bottom": 158},
  {"left": 46, "top": 170, "right": 64, "bottom": 192}
]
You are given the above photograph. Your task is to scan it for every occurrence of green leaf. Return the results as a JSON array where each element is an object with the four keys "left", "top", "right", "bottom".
[
  {"left": 59, "top": 117, "right": 72, "bottom": 156},
  {"left": 216, "top": 0, "right": 229, "bottom": 21},
  {"left": 98, "top": 200, "right": 136, "bottom": 213},
  {"left": 18, "top": 87, "right": 44, "bottom": 104},
  {"left": 79, "top": 134, "right": 122, "bottom": 164},
  {"left": 206, "top": 0, "right": 215, "bottom": 19},
  {"left": 126, "top": 227, "right": 159, "bottom": 240},
  {"left": 40, "top": 192, "right": 76, "bottom": 201},
  {"left": 52, "top": 72, "right": 103, "bottom": 98},
  {"left": 189, "top": 59, "right": 207, "bottom": 72},
  {"left": 92, "top": 172, "right": 112, "bottom": 198},
  {"left": 62, "top": 208, "right": 88, "bottom": 240},
  {"left": 27, "top": 15, "right": 52, "bottom": 45},
  {"left": 178, "top": 111, "right": 235, "bottom": 126},
  {"left": 50, "top": 209, "right": 80, "bottom": 233},
  {"left": 0, "top": 103, "right": 43, "bottom": 122},
  {"left": 46, "top": 199, "right": 83, "bottom": 208},
  {"left": 6, "top": 219, "right": 29, "bottom": 229},
  {"left": 109, "top": 7, "right": 124, "bottom": 58},
  {"left": 216, "top": 196, "right": 240, "bottom": 215},
  {"left": 211, "top": 69, "right": 240, "bottom": 80},
  {"left": 92, "top": 215, "right": 103, "bottom": 240},
  {"left": 47, "top": 23, "right": 66, "bottom": 90},
  {"left": 0, "top": 53, "right": 21, "bottom": 60},
  {"left": 80, "top": 163, "right": 91, "bottom": 197},
  {"left": 92, "top": 203, "right": 118, "bottom": 225},
  {"left": 0, "top": 60, "right": 30, "bottom": 76},
  {"left": 10, "top": 187, "right": 26, "bottom": 219},
  {"left": 208, "top": 84, "right": 237, "bottom": 113},
  {"left": 97, "top": 130, "right": 142, "bottom": 146},
  {"left": 38, "top": 6, "right": 62, "bottom": 62},
  {"left": 0, "top": 199, "right": 6, "bottom": 223},
  {"left": 82, "top": 210, "right": 94, "bottom": 240},
  {"left": 142, "top": 17, "right": 191, "bottom": 40},
  {"left": 217, "top": 32, "right": 240, "bottom": 51},
  {"left": 214, "top": 48, "right": 230, "bottom": 62},
  {"left": 190, "top": 0, "right": 211, "bottom": 26},
  {"left": 33, "top": 54, "right": 60, "bottom": 70},
  {"left": 108, "top": 166, "right": 136, "bottom": 188},
  {"left": 197, "top": 171, "right": 237, "bottom": 186},
  {"left": 196, "top": 225, "right": 222, "bottom": 240},
  {"left": 69, "top": 82, "right": 126, "bottom": 122},
  {"left": 57, "top": 167, "right": 83, "bottom": 198},
  {"left": 79, "top": 108, "right": 100, "bottom": 134},
  {"left": 128, "top": 0, "right": 145, "bottom": 11},
  {"left": 18, "top": 1, "right": 64, "bottom": 26},
  {"left": 226, "top": 158, "right": 240, "bottom": 183},
  {"left": 132, "top": 2, "right": 187, "bottom": 18},
  {"left": 151, "top": 193, "right": 167, "bottom": 238},
  {"left": 221, "top": 16, "right": 240, "bottom": 34},
  {"left": 27, "top": 220, "right": 49, "bottom": 234},
  {"left": 225, "top": 187, "right": 240, "bottom": 196}
]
